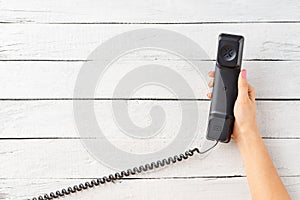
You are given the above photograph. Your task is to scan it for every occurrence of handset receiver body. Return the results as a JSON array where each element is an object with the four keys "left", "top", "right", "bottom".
[{"left": 206, "top": 33, "right": 244, "bottom": 143}]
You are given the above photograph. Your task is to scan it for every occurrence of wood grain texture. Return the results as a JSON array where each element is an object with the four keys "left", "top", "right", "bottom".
[
  {"left": 0, "top": 61, "right": 299, "bottom": 99},
  {"left": 0, "top": 0, "right": 300, "bottom": 23},
  {"left": 1, "top": 177, "right": 300, "bottom": 200},
  {"left": 1, "top": 24, "right": 300, "bottom": 60},
  {"left": 0, "top": 101, "right": 299, "bottom": 138},
  {"left": 1, "top": 0, "right": 299, "bottom": 199},
  {"left": 0, "top": 139, "right": 299, "bottom": 179}
]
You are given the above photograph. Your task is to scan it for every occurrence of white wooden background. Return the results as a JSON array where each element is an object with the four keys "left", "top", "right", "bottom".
[{"left": 1, "top": 0, "right": 300, "bottom": 199}]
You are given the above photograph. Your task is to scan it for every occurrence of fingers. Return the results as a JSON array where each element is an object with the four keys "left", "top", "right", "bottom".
[
  {"left": 248, "top": 83, "right": 256, "bottom": 102},
  {"left": 207, "top": 92, "right": 212, "bottom": 99},
  {"left": 207, "top": 70, "right": 215, "bottom": 99},
  {"left": 208, "top": 80, "right": 214, "bottom": 88},
  {"left": 207, "top": 69, "right": 256, "bottom": 102},
  {"left": 237, "top": 69, "right": 248, "bottom": 102},
  {"left": 208, "top": 71, "right": 215, "bottom": 78},
  {"left": 208, "top": 70, "right": 215, "bottom": 88}
]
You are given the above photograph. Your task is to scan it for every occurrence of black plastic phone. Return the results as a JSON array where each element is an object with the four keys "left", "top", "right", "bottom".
[{"left": 206, "top": 33, "right": 244, "bottom": 143}]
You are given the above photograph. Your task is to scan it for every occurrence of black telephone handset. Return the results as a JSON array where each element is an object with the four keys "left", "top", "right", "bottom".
[{"left": 206, "top": 33, "right": 244, "bottom": 143}]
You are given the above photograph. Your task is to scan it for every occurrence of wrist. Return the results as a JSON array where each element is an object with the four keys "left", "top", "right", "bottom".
[{"left": 235, "top": 124, "right": 261, "bottom": 147}]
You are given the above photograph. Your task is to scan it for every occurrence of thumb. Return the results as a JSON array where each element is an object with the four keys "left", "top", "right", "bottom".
[{"left": 237, "top": 69, "right": 249, "bottom": 101}]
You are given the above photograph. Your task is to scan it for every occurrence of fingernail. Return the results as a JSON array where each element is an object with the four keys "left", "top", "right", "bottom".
[{"left": 242, "top": 69, "right": 247, "bottom": 78}]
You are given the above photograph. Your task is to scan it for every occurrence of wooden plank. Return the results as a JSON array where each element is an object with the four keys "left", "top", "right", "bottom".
[
  {"left": 0, "top": 178, "right": 248, "bottom": 200},
  {"left": 0, "top": 61, "right": 299, "bottom": 99},
  {"left": 0, "top": 0, "right": 299, "bottom": 23},
  {"left": 0, "top": 139, "right": 299, "bottom": 179},
  {"left": 2, "top": 178, "right": 248, "bottom": 200},
  {"left": 1, "top": 2, "right": 298, "bottom": 200},
  {"left": 1, "top": 24, "right": 300, "bottom": 60},
  {"left": 2, "top": 177, "right": 300, "bottom": 200},
  {"left": 0, "top": 101, "right": 298, "bottom": 138}
]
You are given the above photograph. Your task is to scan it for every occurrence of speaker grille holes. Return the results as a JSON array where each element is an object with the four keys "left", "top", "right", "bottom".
[{"left": 221, "top": 45, "right": 237, "bottom": 61}]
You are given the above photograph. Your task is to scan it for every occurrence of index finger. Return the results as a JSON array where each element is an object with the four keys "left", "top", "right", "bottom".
[{"left": 208, "top": 71, "right": 215, "bottom": 78}]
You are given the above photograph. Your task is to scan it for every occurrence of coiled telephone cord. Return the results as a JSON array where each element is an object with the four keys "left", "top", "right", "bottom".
[{"left": 31, "top": 141, "right": 218, "bottom": 200}]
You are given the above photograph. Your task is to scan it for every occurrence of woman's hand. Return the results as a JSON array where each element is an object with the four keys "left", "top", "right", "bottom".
[
  {"left": 207, "top": 69, "right": 259, "bottom": 143},
  {"left": 208, "top": 69, "right": 291, "bottom": 199}
]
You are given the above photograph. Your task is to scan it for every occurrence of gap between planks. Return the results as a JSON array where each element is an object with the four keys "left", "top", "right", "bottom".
[
  {"left": 1, "top": 21, "right": 300, "bottom": 25},
  {"left": 0, "top": 59, "right": 300, "bottom": 62},
  {"left": 0, "top": 137, "right": 299, "bottom": 140},
  {"left": 0, "top": 98, "right": 299, "bottom": 101}
]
